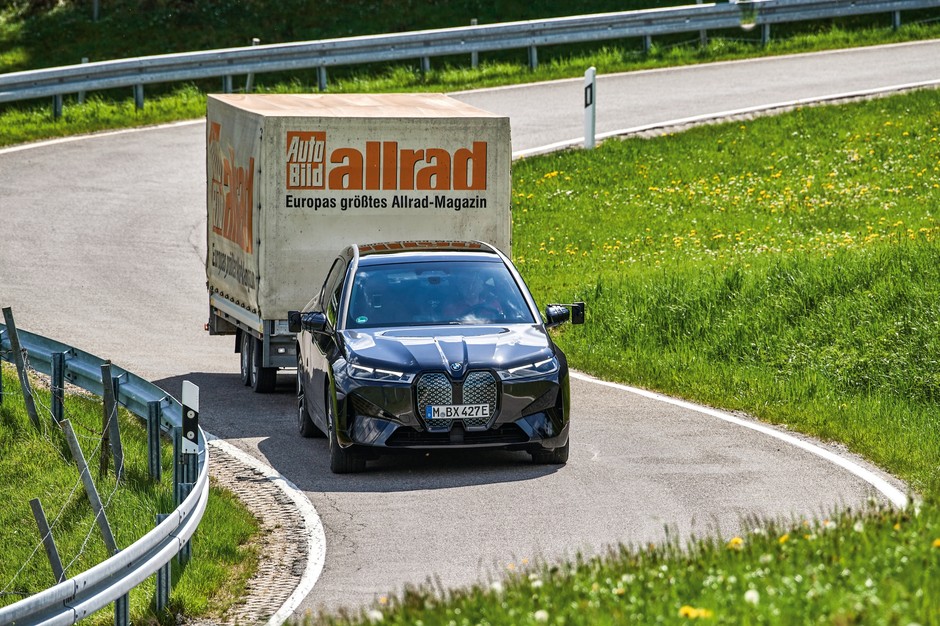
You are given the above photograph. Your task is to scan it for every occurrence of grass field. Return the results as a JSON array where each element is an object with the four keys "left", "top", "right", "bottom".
[
  {"left": 0, "top": 364, "right": 260, "bottom": 624},
  {"left": 306, "top": 88, "right": 940, "bottom": 625}
]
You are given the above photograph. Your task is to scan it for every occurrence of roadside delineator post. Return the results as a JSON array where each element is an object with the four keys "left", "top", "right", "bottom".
[{"left": 584, "top": 66, "right": 597, "bottom": 150}]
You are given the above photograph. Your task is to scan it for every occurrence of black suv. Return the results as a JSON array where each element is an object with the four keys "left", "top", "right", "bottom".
[{"left": 290, "top": 241, "right": 584, "bottom": 473}]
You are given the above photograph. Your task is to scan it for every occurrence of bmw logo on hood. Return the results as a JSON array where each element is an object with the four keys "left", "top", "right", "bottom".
[{"left": 450, "top": 362, "right": 463, "bottom": 372}]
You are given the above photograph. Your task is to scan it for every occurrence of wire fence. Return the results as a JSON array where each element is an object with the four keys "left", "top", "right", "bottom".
[{"left": 0, "top": 308, "right": 209, "bottom": 626}]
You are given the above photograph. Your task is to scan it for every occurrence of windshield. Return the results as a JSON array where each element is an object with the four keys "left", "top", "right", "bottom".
[{"left": 345, "top": 259, "right": 536, "bottom": 328}]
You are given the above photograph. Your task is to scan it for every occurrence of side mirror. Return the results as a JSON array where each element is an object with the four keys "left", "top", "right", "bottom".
[
  {"left": 545, "top": 302, "right": 586, "bottom": 328},
  {"left": 288, "top": 310, "right": 328, "bottom": 334},
  {"left": 545, "top": 305, "right": 570, "bottom": 328}
]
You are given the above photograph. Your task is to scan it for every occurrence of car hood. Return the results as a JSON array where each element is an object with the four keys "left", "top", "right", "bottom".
[{"left": 341, "top": 325, "right": 553, "bottom": 375}]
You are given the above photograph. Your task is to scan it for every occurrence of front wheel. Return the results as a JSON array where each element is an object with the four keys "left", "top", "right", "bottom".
[
  {"left": 531, "top": 439, "right": 569, "bottom": 465},
  {"left": 327, "top": 396, "right": 365, "bottom": 474},
  {"left": 297, "top": 364, "right": 324, "bottom": 438}
]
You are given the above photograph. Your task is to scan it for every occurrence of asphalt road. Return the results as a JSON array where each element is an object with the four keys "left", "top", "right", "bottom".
[{"left": 1, "top": 41, "right": 932, "bottom": 616}]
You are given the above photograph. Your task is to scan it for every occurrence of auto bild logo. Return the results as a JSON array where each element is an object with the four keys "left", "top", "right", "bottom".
[
  {"left": 208, "top": 121, "right": 254, "bottom": 253},
  {"left": 285, "top": 131, "right": 488, "bottom": 192}
]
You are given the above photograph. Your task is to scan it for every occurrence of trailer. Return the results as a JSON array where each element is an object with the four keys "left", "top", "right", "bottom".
[{"left": 205, "top": 93, "right": 512, "bottom": 391}]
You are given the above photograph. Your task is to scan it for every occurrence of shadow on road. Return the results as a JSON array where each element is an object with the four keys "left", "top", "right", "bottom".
[{"left": 155, "top": 371, "right": 563, "bottom": 494}]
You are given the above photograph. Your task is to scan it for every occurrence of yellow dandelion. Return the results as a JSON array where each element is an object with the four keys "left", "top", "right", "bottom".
[
  {"left": 727, "top": 536, "right": 744, "bottom": 550},
  {"left": 778, "top": 534, "right": 789, "bottom": 544},
  {"left": 932, "top": 538, "right": 940, "bottom": 548}
]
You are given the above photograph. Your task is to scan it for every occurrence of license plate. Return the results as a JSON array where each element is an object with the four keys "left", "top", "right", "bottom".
[{"left": 426, "top": 404, "right": 490, "bottom": 420}]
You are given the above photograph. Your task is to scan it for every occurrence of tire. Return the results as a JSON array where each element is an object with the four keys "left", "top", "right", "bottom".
[
  {"left": 250, "top": 337, "right": 277, "bottom": 393},
  {"left": 327, "top": 395, "right": 365, "bottom": 474},
  {"left": 531, "top": 439, "right": 569, "bottom": 465},
  {"left": 297, "top": 364, "right": 324, "bottom": 438},
  {"left": 239, "top": 331, "right": 252, "bottom": 386}
]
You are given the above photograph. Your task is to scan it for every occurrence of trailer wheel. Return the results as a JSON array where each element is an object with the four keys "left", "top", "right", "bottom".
[
  {"left": 250, "top": 337, "right": 277, "bottom": 393},
  {"left": 239, "top": 331, "right": 252, "bottom": 386}
]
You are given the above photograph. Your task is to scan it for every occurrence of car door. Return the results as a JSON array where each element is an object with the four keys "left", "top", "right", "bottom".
[{"left": 309, "top": 256, "right": 348, "bottom": 425}]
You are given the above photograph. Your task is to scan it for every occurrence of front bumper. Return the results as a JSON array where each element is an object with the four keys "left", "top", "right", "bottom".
[{"left": 335, "top": 369, "right": 570, "bottom": 452}]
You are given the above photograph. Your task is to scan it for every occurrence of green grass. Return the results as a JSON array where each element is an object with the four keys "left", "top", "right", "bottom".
[
  {"left": 2, "top": 1, "right": 940, "bottom": 147},
  {"left": 0, "top": 363, "right": 260, "bottom": 624},
  {"left": 302, "top": 87, "right": 940, "bottom": 625}
]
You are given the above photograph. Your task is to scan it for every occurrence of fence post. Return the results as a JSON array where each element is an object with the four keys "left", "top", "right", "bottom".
[
  {"left": 62, "top": 419, "right": 119, "bottom": 556},
  {"left": 147, "top": 400, "right": 163, "bottom": 482},
  {"left": 29, "top": 498, "right": 65, "bottom": 583},
  {"left": 51, "top": 352, "right": 65, "bottom": 425},
  {"left": 470, "top": 19, "right": 479, "bottom": 68},
  {"left": 245, "top": 37, "right": 260, "bottom": 93},
  {"left": 584, "top": 66, "right": 596, "bottom": 150},
  {"left": 528, "top": 45, "right": 538, "bottom": 70},
  {"left": 101, "top": 363, "right": 125, "bottom": 479},
  {"left": 2, "top": 307, "right": 40, "bottom": 430}
]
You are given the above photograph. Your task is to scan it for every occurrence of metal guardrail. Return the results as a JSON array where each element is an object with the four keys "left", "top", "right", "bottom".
[
  {"left": 0, "top": 324, "right": 209, "bottom": 625},
  {"left": 0, "top": 0, "right": 938, "bottom": 107}
]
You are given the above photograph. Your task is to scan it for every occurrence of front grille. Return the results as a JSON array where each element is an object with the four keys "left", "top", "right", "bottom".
[
  {"left": 416, "top": 373, "right": 453, "bottom": 431},
  {"left": 462, "top": 371, "right": 498, "bottom": 429},
  {"left": 415, "top": 371, "right": 498, "bottom": 432}
]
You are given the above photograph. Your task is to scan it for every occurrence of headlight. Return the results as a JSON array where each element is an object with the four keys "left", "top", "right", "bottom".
[
  {"left": 348, "top": 363, "right": 415, "bottom": 384},
  {"left": 498, "top": 356, "right": 559, "bottom": 381}
]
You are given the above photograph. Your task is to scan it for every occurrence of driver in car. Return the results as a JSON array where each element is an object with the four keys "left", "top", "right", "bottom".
[{"left": 444, "top": 272, "right": 504, "bottom": 321}]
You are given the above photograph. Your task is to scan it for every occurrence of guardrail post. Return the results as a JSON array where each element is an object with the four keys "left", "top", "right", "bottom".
[
  {"left": 29, "top": 498, "right": 65, "bottom": 584},
  {"left": 527, "top": 45, "right": 538, "bottom": 70},
  {"left": 470, "top": 19, "right": 479, "bottom": 68},
  {"left": 133, "top": 84, "right": 144, "bottom": 110},
  {"left": 643, "top": 34, "right": 652, "bottom": 54},
  {"left": 114, "top": 594, "right": 129, "bottom": 626},
  {"left": 245, "top": 38, "right": 260, "bottom": 92},
  {"left": 761, "top": 23, "right": 771, "bottom": 45},
  {"left": 62, "top": 419, "right": 120, "bottom": 556},
  {"left": 317, "top": 66, "right": 328, "bottom": 92},
  {"left": 421, "top": 56, "right": 431, "bottom": 74},
  {"left": 154, "top": 514, "right": 171, "bottom": 612},
  {"left": 2, "top": 307, "right": 40, "bottom": 429},
  {"left": 584, "top": 66, "right": 596, "bottom": 150},
  {"left": 51, "top": 352, "right": 65, "bottom": 425},
  {"left": 223, "top": 75, "right": 233, "bottom": 94},
  {"left": 697, "top": 0, "right": 708, "bottom": 47},
  {"left": 148, "top": 400, "right": 163, "bottom": 481},
  {"left": 892, "top": 10, "right": 901, "bottom": 29},
  {"left": 79, "top": 58, "right": 88, "bottom": 104},
  {"left": 52, "top": 95, "right": 63, "bottom": 120}
]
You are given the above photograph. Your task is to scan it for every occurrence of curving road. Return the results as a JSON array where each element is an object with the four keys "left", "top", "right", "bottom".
[{"left": 2, "top": 41, "right": 933, "bottom": 616}]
